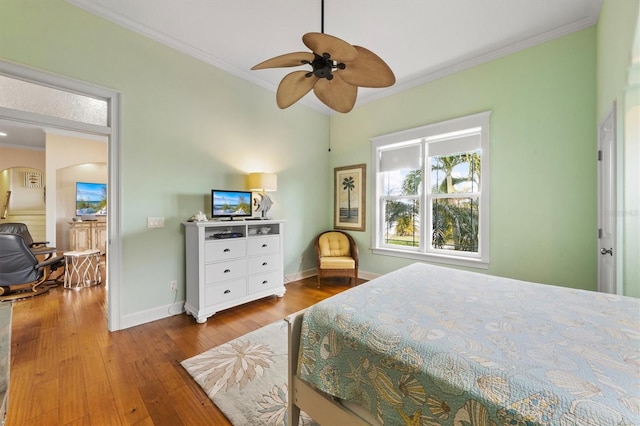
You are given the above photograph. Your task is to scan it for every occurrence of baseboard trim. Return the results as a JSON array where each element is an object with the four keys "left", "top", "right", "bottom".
[
  {"left": 120, "top": 301, "right": 184, "bottom": 330},
  {"left": 284, "top": 268, "right": 317, "bottom": 284},
  {"left": 121, "top": 269, "right": 379, "bottom": 329}
]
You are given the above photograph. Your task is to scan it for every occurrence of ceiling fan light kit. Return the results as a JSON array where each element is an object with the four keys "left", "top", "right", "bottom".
[{"left": 251, "top": 3, "right": 395, "bottom": 113}]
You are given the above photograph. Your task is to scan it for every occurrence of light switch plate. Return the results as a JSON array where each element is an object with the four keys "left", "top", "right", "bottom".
[{"left": 147, "top": 217, "right": 165, "bottom": 228}]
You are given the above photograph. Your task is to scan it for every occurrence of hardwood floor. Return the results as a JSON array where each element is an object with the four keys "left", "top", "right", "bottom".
[{"left": 7, "top": 276, "right": 360, "bottom": 425}]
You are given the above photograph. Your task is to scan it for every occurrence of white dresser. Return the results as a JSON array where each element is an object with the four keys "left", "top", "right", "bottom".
[{"left": 183, "top": 220, "right": 286, "bottom": 323}]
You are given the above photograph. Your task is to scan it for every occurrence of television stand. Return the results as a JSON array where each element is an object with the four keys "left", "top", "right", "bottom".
[{"left": 182, "top": 220, "right": 286, "bottom": 323}]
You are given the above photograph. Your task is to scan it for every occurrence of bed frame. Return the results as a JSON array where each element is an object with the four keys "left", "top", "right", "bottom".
[{"left": 286, "top": 310, "right": 372, "bottom": 426}]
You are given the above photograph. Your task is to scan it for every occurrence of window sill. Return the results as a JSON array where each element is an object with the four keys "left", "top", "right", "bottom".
[{"left": 372, "top": 247, "right": 489, "bottom": 270}]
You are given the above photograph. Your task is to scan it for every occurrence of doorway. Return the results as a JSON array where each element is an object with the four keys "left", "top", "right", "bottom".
[
  {"left": 597, "top": 102, "right": 617, "bottom": 294},
  {"left": 0, "top": 60, "right": 122, "bottom": 331}
]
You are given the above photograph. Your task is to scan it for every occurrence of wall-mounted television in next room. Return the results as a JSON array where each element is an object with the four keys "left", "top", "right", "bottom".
[
  {"left": 211, "top": 189, "right": 252, "bottom": 220},
  {"left": 76, "top": 182, "right": 107, "bottom": 216}
]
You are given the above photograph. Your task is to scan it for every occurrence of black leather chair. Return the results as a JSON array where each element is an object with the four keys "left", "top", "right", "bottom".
[
  {"left": 0, "top": 233, "right": 64, "bottom": 300},
  {"left": 0, "top": 222, "right": 57, "bottom": 259}
]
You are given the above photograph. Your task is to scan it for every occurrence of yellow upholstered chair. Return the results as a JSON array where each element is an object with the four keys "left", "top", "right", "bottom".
[{"left": 314, "top": 230, "right": 359, "bottom": 288}]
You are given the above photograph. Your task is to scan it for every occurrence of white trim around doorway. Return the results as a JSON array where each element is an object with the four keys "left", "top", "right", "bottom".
[{"left": 0, "top": 60, "right": 122, "bottom": 331}]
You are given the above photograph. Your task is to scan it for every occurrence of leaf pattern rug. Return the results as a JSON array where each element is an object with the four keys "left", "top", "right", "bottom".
[{"left": 181, "top": 320, "right": 317, "bottom": 426}]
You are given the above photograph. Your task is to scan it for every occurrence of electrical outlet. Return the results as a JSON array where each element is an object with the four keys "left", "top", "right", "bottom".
[{"left": 170, "top": 280, "right": 177, "bottom": 291}]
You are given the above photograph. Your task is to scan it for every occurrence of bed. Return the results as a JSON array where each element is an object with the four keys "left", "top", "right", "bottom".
[{"left": 286, "top": 262, "right": 640, "bottom": 425}]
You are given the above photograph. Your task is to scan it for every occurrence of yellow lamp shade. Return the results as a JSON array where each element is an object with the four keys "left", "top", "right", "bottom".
[{"left": 248, "top": 172, "right": 277, "bottom": 192}]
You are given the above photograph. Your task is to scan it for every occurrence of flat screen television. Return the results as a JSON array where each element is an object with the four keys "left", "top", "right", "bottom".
[
  {"left": 211, "top": 189, "right": 252, "bottom": 220},
  {"left": 76, "top": 181, "right": 107, "bottom": 216}
]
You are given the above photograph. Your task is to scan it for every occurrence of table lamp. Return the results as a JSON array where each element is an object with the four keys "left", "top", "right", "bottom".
[{"left": 248, "top": 172, "right": 277, "bottom": 218}]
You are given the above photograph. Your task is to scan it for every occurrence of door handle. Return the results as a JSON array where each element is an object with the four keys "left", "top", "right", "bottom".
[{"left": 600, "top": 248, "right": 613, "bottom": 256}]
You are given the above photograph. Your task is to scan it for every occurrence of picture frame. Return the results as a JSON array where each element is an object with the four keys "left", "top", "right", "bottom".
[
  {"left": 334, "top": 163, "right": 366, "bottom": 231},
  {"left": 23, "top": 171, "right": 42, "bottom": 188}
]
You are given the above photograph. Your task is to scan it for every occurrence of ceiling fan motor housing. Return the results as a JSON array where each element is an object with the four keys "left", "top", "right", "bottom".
[{"left": 311, "top": 53, "right": 340, "bottom": 80}]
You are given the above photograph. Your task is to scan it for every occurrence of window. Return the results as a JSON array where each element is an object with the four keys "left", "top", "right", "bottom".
[
  {"left": 371, "top": 112, "right": 490, "bottom": 268},
  {"left": 0, "top": 75, "right": 108, "bottom": 126}
]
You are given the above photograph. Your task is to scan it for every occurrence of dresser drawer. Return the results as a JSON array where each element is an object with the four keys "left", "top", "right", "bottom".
[
  {"left": 205, "top": 279, "right": 247, "bottom": 306},
  {"left": 247, "top": 253, "right": 280, "bottom": 274},
  {"left": 248, "top": 271, "right": 281, "bottom": 293},
  {"left": 247, "top": 235, "right": 280, "bottom": 256},
  {"left": 205, "top": 239, "right": 246, "bottom": 262},
  {"left": 205, "top": 258, "right": 246, "bottom": 284}
]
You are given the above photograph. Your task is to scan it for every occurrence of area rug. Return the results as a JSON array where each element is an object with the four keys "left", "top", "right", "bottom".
[
  {"left": 0, "top": 302, "right": 11, "bottom": 426},
  {"left": 181, "top": 320, "right": 317, "bottom": 426}
]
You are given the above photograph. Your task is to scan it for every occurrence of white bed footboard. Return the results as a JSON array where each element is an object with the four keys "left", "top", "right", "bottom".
[{"left": 286, "top": 310, "right": 371, "bottom": 426}]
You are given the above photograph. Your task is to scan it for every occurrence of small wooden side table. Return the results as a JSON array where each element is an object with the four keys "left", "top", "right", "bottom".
[{"left": 63, "top": 249, "right": 102, "bottom": 289}]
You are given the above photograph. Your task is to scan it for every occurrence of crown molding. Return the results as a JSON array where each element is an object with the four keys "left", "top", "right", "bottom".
[
  {"left": 355, "top": 0, "right": 602, "bottom": 108},
  {"left": 66, "top": 0, "right": 601, "bottom": 115}
]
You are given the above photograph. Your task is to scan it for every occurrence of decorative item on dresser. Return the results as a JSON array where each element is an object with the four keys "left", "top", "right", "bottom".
[
  {"left": 69, "top": 221, "right": 106, "bottom": 254},
  {"left": 183, "top": 220, "right": 286, "bottom": 323},
  {"left": 247, "top": 172, "right": 278, "bottom": 219}
]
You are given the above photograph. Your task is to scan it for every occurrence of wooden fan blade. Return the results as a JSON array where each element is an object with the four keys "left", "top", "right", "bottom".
[
  {"left": 313, "top": 73, "right": 358, "bottom": 113},
  {"left": 302, "top": 32, "right": 358, "bottom": 62},
  {"left": 339, "top": 46, "right": 396, "bottom": 88},
  {"left": 251, "top": 52, "right": 316, "bottom": 70},
  {"left": 276, "top": 70, "right": 319, "bottom": 109}
]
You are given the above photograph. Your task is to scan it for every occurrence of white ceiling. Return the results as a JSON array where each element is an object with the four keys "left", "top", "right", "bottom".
[
  {"left": 0, "top": 0, "right": 601, "bottom": 148},
  {"left": 0, "top": 120, "right": 46, "bottom": 150}
]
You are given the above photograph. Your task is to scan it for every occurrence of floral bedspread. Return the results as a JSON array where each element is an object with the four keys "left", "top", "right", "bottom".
[{"left": 297, "top": 263, "right": 640, "bottom": 425}]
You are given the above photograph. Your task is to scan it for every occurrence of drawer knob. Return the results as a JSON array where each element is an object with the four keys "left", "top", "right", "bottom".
[
  {"left": 262, "top": 280, "right": 268, "bottom": 285},
  {"left": 223, "top": 248, "right": 231, "bottom": 252},
  {"left": 262, "top": 244, "right": 268, "bottom": 248},
  {"left": 262, "top": 262, "right": 268, "bottom": 266},
  {"left": 224, "top": 269, "right": 231, "bottom": 273},
  {"left": 224, "top": 289, "right": 231, "bottom": 294}
]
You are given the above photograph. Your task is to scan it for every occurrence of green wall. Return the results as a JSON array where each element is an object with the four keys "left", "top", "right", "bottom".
[
  {"left": 0, "top": 0, "right": 331, "bottom": 321},
  {"left": 597, "top": 0, "right": 639, "bottom": 297},
  {"left": 330, "top": 28, "right": 598, "bottom": 290}
]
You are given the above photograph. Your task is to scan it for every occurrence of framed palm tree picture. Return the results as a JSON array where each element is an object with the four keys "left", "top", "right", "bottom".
[{"left": 334, "top": 164, "right": 366, "bottom": 231}]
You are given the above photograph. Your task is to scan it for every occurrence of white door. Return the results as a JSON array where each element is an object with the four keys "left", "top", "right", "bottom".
[{"left": 597, "top": 103, "right": 617, "bottom": 294}]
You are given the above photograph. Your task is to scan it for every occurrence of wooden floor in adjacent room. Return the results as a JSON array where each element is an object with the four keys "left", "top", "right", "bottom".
[{"left": 6, "top": 276, "right": 361, "bottom": 425}]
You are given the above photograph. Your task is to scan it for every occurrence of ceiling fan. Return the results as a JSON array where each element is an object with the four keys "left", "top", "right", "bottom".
[{"left": 251, "top": 0, "right": 395, "bottom": 113}]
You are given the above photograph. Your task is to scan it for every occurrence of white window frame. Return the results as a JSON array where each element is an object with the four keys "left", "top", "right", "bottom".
[{"left": 371, "top": 111, "right": 491, "bottom": 269}]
